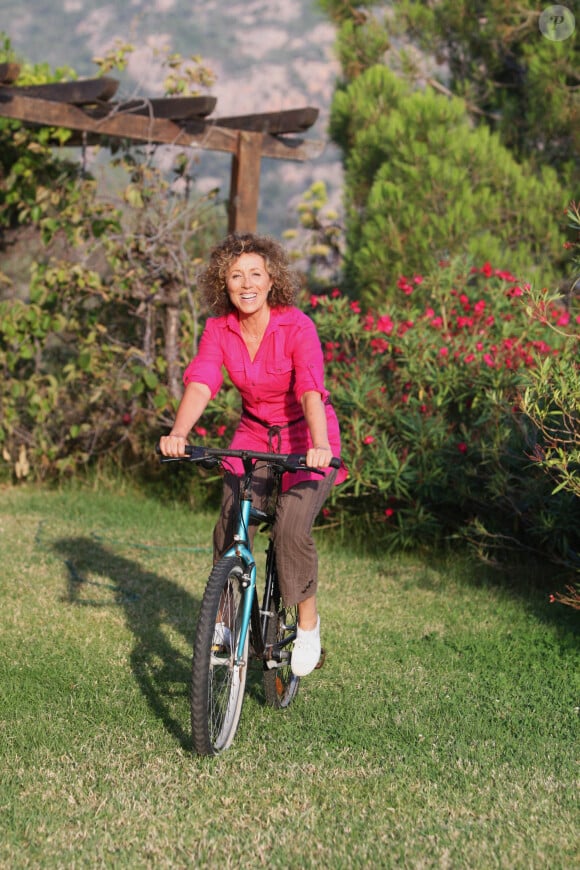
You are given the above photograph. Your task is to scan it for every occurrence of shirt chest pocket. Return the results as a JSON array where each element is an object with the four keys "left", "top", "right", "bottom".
[
  {"left": 265, "top": 360, "right": 293, "bottom": 377},
  {"left": 226, "top": 362, "right": 247, "bottom": 390},
  {"left": 264, "top": 360, "right": 294, "bottom": 396}
]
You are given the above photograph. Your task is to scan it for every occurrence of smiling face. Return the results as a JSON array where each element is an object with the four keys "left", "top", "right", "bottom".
[{"left": 225, "top": 253, "right": 273, "bottom": 320}]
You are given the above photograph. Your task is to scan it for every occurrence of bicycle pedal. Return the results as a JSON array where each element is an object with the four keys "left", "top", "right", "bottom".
[
  {"left": 315, "top": 647, "right": 326, "bottom": 670},
  {"left": 211, "top": 643, "right": 230, "bottom": 654}
]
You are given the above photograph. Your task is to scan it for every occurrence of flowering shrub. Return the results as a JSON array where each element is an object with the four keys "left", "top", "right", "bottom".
[{"left": 307, "top": 258, "right": 580, "bottom": 569}]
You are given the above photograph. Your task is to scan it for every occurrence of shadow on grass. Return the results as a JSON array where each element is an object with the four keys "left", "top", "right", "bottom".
[
  {"left": 435, "top": 552, "right": 580, "bottom": 645},
  {"left": 54, "top": 536, "right": 200, "bottom": 751}
]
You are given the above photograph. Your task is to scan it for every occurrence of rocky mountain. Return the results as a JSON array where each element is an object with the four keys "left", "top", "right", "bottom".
[{"left": 0, "top": 0, "right": 343, "bottom": 235}]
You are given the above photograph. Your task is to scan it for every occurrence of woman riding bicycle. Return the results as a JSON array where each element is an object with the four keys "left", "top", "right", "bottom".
[{"left": 159, "top": 232, "right": 346, "bottom": 677}]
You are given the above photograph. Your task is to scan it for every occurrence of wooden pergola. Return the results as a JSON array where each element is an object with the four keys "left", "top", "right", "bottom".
[{"left": 0, "top": 62, "right": 324, "bottom": 232}]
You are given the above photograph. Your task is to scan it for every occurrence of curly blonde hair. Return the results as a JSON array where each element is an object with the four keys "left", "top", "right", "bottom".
[{"left": 198, "top": 233, "right": 299, "bottom": 316}]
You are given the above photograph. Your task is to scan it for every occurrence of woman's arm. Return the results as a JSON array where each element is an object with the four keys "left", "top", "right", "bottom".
[
  {"left": 301, "top": 390, "right": 333, "bottom": 468},
  {"left": 159, "top": 381, "right": 212, "bottom": 457}
]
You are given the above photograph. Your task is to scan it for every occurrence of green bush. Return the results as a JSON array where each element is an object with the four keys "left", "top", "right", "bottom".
[
  {"left": 329, "top": 65, "right": 569, "bottom": 305},
  {"left": 307, "top": 257, "right": 580, "bottom": 569},
  {"left": 0, "top": 165, "right": 226, "bottom": 486}
]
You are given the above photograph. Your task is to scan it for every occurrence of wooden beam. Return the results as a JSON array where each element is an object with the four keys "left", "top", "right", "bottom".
[
  {"left": 104, "top": 95, "right": 216, "bottom": 120},
  {"left": 228, "top": 131, "right": 264, "bottom": 233},
  {"left": 0, "top": 62, "right": 21, "bottom": 84},
  {"left": 0, "top": 92, "right": 325, "bottom": 161},
  {"left": 212, "top": 107, "right": 319, "bottom": 134},
  {"left": 0, "top": 77, "right": 119, "bottom": 104}
]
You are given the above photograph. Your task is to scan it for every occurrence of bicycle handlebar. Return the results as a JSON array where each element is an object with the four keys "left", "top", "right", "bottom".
[{"left": 156, "top": 442, "right": 341, "bottom": 474}]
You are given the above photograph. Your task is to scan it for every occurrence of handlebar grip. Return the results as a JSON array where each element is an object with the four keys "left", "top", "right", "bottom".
[{"left": 155, "top": 443, "right": 196, "bottom": 457}]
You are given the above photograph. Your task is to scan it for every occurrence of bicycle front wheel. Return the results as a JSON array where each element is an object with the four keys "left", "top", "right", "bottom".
[{"left": 191, "top": 557, "right": 249, "bottom": 755}]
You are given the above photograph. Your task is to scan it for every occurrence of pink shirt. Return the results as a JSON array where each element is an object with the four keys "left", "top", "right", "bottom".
[{"left": 183, "top": 306, "right": 346, "bottom": 488}]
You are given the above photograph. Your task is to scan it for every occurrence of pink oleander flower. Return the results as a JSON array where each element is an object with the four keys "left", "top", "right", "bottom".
[
  {"left": 439, "top": 346, "right": 449, "bottom": 356},
  {"left": 384, "top": 508, "right": 394, "bottom": 518},
  {"left": 457, "top": 442, "right": 468, "bottom": 454},
  {"left": 216, "top": 425, "right": 227, "bottom": 437},
  {"left": 377, "top": 314, "right": 394, "bottom": 334},
  {"left": 481, "top": 262, "right": 493, "bottom": 277},
  {"left": 195, "top": 426, "right": 207, "bottom": 437},
  {"left": 397, "top": 276, "right": 414, "bottom": 295},
  {"left": 495, "top": 269, "right": 518, "bottom": 281},
  {"left": 397, "top": 319, "right": 414, "bottom": 336},
  {"left": 350, "top": 300, "right": 361, "bottom": 313},
  {"left": 310, "top": 295, "right": 319, "bottom": 308},
  {"left": 370, "top": 337, "right": 389, "bottom": 354},
  {"left": 331, "top": 288, "right": 341, "bottom": 299},
  {"left": 363, "top": 435, "right": 375, "bottom": 445}
]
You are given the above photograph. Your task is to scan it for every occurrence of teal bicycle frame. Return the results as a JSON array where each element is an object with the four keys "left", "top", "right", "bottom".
[{"left": 219, "top": 454, "right": 271, "bottom": 665}]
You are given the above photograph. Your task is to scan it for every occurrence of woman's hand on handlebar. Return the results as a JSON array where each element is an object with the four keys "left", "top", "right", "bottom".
[
  {"left": 159, "top": 433, "right": 188, "bottom": 458},
  {"left": 306, "top": 444, "right": 333, "bottom": 469}
]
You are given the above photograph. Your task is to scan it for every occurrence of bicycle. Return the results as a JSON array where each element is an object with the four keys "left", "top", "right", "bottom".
[{"left": 158, "top": 443, "right": 341, "bottom": 756}]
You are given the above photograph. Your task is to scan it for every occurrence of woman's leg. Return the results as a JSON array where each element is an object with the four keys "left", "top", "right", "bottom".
[
  {"left": 297, "top": 596, "right": 319, "bottom": 630},
  {"left": 271, "top": 471, "right": 336, "bottom": 611}
]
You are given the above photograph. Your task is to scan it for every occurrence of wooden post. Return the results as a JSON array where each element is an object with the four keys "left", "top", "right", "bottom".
[{"left": 228, "top": 130, "right": 264, "bottom": 233}]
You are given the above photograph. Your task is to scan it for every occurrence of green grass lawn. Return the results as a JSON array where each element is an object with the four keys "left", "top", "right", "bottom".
[{"left": 0, "top": 483, "right": 578, "bottom": 868}]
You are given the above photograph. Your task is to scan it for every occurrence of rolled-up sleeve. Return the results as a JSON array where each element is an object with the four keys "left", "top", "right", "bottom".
[
  {"left": 183, "top": 319, "right": 224, "bottom": 398},
  {"left": 292, "top": 316, "right": 328, "bottom": 402}
]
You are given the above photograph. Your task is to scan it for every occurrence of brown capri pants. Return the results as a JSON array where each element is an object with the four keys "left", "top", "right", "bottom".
[{"left": 213, "top": 466, "right": 337, "bottom": 607}]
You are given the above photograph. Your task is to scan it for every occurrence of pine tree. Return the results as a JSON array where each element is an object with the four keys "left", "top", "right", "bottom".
[{"left": 320, "top": 1, "right": 573, "bottom": 302}]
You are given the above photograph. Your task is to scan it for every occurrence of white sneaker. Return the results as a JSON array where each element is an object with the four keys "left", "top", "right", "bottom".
[
  {"left": 291, "top": 616, "right": 321, "bottom": 677},
  {"left": 212, "top": 621, "right": 232, "bottom": 651}
]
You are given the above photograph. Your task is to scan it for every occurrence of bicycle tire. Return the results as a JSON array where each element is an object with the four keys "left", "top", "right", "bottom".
[
  {"left": 263, "top": 563, "right": 300, "bottom": 709},
  {"left": 191, "top": 557, "right": 249, "bottom": 755}
]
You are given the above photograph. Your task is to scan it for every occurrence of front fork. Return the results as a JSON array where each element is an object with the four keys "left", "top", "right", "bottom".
[{"left": 221, "top": 494, "right": 256, "bottom": 666}]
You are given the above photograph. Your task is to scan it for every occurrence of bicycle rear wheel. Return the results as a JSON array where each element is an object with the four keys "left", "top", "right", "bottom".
[
  {"left": 263, "top": 561, "right": 300, "bottom": 709},
  {"left": 191, "top": 557, "right": 249, "bottom": 755}
]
